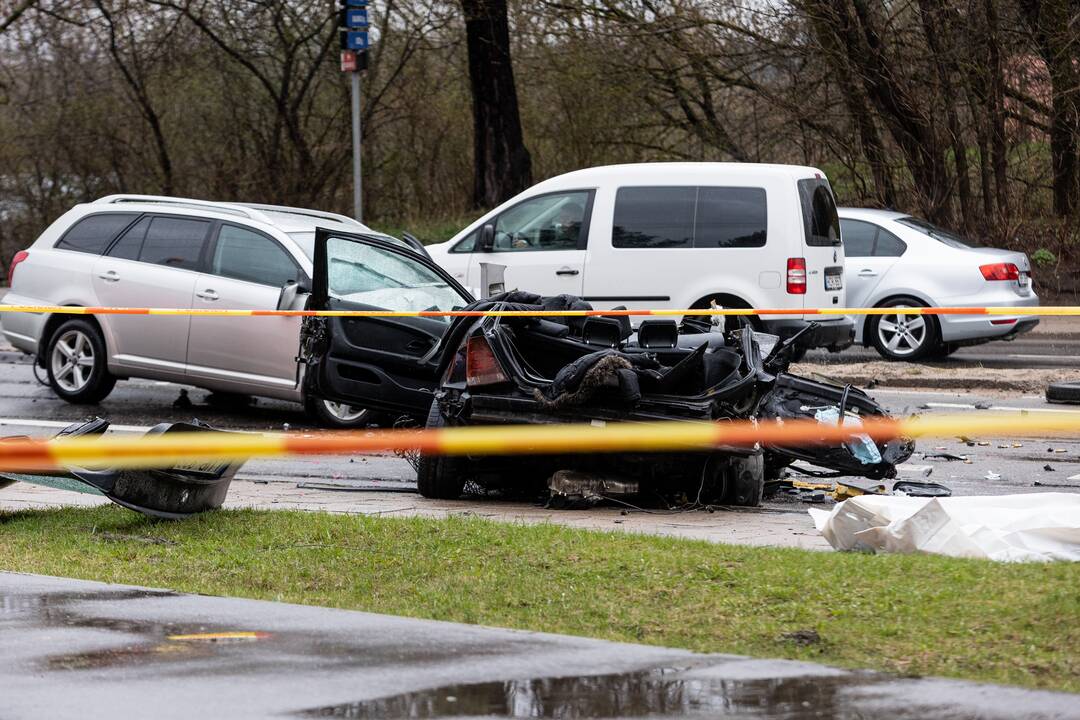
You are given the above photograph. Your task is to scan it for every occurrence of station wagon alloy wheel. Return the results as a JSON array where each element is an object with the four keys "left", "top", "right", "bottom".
[
  {"left": 44, "top": 319, "right": 116, "bottom": 404},
  {"left": 50, "top": 329, "right": 96, "bottom": 393},
  {"left": 322, "top": 401, "right": 368, "bottom": 423}
]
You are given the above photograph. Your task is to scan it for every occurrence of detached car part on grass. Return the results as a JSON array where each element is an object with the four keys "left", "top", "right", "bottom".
[
  {"left": 296, "top": 228, "right": 914, "bottom": 507},
  {"left": 0, "top": 418, "right": 245, "bottom": 519}
]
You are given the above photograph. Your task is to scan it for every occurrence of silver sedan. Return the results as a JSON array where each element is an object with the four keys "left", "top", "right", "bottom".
[{"left": 839, "top": 208, "right": 1040, "bottom": 361}]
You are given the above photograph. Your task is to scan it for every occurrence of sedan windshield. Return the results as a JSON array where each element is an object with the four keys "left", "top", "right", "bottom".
[{"left": 895, "top": 217, "right": 973, "bottom": 249}]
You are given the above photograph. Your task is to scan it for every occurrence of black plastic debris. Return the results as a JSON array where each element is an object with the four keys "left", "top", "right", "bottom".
[{"left": 0, "top": 418, "right": 245, "bottom": 519}]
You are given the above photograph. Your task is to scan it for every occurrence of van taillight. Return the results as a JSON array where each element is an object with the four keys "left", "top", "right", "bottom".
[
  {"left": 7, "top": 250, "right": 28, "bottom": 286},
  {"left": 465, "top": 335, "right": 508, "bottom": 387},
  {"left": 786, "top": 257, "right": 807, "bottom": 294},
  {"left": 979, "top": 262, "right": 1020, "bottom": 281}
]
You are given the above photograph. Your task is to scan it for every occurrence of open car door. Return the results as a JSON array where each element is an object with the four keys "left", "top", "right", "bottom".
[{"left": 301, "top": 228, "right": 474, "bottom": 418}]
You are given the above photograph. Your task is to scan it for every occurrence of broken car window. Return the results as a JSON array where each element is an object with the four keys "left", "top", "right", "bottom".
[{"left": 326, "top": 237, "right": 468, "bottom": 316}]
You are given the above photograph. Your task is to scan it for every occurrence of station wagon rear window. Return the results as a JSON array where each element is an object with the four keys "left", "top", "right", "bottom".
[
  {"left": 797, "top": 178, "right": 841, "bottom": 246},
  {"left": 55, "top": 213, "right": 137, "bottom": 254},
  {"left": 612, "top": 186, "right": 766, "bottom": 249}
]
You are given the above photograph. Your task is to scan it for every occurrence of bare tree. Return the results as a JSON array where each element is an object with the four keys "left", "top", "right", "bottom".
[{"left": 461, "top": 0, "right": 532, "bottom": 208}]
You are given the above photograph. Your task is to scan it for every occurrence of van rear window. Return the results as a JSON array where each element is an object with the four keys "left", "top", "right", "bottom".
[
  {"left": 612, "top": 186, "right": 766, "bottom": 249},
  {"left": 798, "top": 178, "right": 841, "bottom": 246}
]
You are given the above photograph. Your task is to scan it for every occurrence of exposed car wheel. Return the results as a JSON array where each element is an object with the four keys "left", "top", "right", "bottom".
[
  {"left": 303, "top": 394, "right": 378, "bottom": 429},
  {"left": 722, "top": 452, "right": 764, "bottom": 507},
  {"left": 416, "top": 399, "right": 468, "bottom": 500},
  {"left": 869, "top": 300, "right": 939, "bottom": 361},
  {"left": 45, "top": 319, "right": 116, "bottom": 404}
]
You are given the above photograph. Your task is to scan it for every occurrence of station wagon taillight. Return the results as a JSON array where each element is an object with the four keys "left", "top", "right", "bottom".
[
  {"left": 6, "top": 250, "right": 28, "bottom": 287},
  {"left": 979, "top": 262, "right": 1020, "bottom": 281},
  {"left": 786, "top": 257, "right": 807, "bottom": 294},
  {"left": 465, "top": 335, "right": 508, "bottom": 387}
]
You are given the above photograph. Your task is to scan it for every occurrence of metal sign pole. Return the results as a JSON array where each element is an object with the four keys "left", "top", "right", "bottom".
[
  {"left": 351, "top": 70, "right": 363, "bottom": 223},
  {"left": 339, "top": 0, "right": 369, "bottom": 223}
]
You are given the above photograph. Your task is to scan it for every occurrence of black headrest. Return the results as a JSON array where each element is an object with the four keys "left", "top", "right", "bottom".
[
  {"left": 637, "top": 319, "right": 679, "bottom": 349},
  {"left": 582, "top": 317, "right": 622, "bottom": 347}
]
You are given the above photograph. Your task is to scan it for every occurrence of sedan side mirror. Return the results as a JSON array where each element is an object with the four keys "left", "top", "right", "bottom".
[
  {"left": 479, "top": 223, "right": 495, "bottom": 252},
  {"left": 277, "top": 280, "right": 309, "bottom": 311}
]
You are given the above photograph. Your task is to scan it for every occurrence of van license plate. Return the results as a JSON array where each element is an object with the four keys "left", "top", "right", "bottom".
[{"left": 825, "top": 274, "right": 843, "bottom": 291}]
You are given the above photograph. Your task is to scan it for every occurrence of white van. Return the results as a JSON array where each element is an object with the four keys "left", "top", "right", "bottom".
[{"left": 427, "top": 163, "right": 854, "bottom": 350}]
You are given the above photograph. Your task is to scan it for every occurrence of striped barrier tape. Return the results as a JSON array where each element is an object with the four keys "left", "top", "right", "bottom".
[
  {"left": 1, "top": 412, "right": 1077, "bottom": 472},
  {"left": 0, "top": 304, "right": 1067, "bottom": 318}
]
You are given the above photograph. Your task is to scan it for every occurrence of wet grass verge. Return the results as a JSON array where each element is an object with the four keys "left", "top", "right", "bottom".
[{"left": 1, "top": 506, "right": 1076, "bottom": 692}]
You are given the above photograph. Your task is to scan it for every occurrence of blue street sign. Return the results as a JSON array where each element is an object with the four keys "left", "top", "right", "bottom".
[
  {"left": 345, "top": 31, "right": 369, "bottom": 50},
  {"left": 341, "top": 0, "right": 368, "bottom": 6},
  {"left": 344, "top": 8, "right": 368, "bottom": 27}
]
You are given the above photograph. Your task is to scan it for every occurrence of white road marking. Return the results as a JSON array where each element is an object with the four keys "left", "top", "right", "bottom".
[
  {"left": 0, "top": 417, "right": 269, "bottom": 435},
  {"left": 0, "top": 417, "right": 151, "bottom": 432},
  {"left": 1069, "top": 474, "right": 1080, "bottom": 481},
  {"left": 922, "top": 402, "right": 1080, "bottom": 415}
]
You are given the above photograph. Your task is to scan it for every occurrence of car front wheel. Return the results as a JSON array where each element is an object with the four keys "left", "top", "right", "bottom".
[
  {"left": 45, "top": 319, "right": 116, "bottom": 404},
  {"left": 869, "top": 301, "right": 939, "bottom": 361}
]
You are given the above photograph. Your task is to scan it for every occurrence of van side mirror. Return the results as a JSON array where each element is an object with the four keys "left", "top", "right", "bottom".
[{"left": 479, "top": 223, "right": 495, "bottom": 252}]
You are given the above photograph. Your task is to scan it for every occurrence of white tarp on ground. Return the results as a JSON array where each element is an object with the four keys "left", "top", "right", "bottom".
[{"left": 808, "top": 493, "right": 1080, "bottom": 562}]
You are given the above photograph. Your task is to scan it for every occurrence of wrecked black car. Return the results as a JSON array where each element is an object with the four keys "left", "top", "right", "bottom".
[{"left": 299, "top": 229, "right": 914, "bottom": 505}]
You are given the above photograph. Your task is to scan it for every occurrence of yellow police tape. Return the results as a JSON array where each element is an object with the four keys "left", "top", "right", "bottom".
[
  {"left": 1, "top": 412, "right": 1076, "bottom": 472},
  {"left": 0, "top": 304, "right": 1068, "bottom": 318}
]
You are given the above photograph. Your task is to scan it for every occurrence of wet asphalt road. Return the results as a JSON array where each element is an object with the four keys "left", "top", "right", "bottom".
[{"left": 2, "top": 573, "right": 1078, "bottom": 720}]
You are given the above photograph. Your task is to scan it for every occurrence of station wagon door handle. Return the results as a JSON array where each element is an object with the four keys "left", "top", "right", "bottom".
[
  {"left": 97, "top": 270, "right": 120, "bottom": 282},
  {"left": 555, "top": 268, "right": 580, "bottom": 276},
  {"left": 858, "top": 269, "right": 877, "bottom": 277},
  {"left": 196, "top": 289, "right": 219, "bottom": 301}
]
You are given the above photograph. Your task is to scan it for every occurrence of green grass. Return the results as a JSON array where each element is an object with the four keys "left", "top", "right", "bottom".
[{"left": 2, "top": 507, "right": 1077, "bottom": 691}]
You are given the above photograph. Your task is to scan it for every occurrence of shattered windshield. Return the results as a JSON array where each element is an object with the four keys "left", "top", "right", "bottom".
[
  {"left": 290, "top": 231, "right": 410, "bottom": 259},
  {"left": 325, "top": 237, "right": 467, "bottom": 316}
]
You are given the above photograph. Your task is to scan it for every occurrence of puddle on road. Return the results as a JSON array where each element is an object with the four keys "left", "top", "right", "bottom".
[{"left": 297, "top": 669, "right": 935, "bottom": 719}]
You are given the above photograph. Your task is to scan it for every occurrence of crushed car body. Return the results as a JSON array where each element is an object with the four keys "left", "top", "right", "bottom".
[
  {"left": 0, "top": 418, "right": 245, "bottom": 519},
  {"left": 299, "top": 229, "right": 915, "bottom": 506}
]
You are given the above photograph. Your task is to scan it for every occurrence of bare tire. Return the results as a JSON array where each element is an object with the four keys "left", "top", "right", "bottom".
[
  {"left": 303, "top": 394, "right": 378, "bottom": 429},
  {"left": 45, "top": 319, "right": 116, "bottom": 404},
  {"left": 722, "top": 452, "right": 764, "bottom": 507},
  {"left": 869, "top": 299, "right": 939, "bottom": 362},
  {"left": 1047, "top": 382, "right": 1080, "bottom": 404},
  {"left": 416, "top": 399, "right": 467, "bottom": 499}
]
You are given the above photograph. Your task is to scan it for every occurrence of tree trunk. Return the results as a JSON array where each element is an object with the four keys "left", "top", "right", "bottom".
[
  {"left": 461, "top": 0, "right": 532, "bottom": 209},
  {"left": 983, "top": 0, "right": 1010, "bottom": 217},
  {"left": 916, "top": 0, "right": 972, "bottom": 232},
  {"left": 1018, "top": 0, "right": 1080, "bottom": 216}
]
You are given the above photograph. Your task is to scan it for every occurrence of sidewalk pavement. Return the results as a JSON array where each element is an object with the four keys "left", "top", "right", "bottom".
[
  {"left": 0, "top": 477, "right": 831, "bottom": 550},
  {"left": 2, "top": 572, "right": 1076, "bottom": 720}
]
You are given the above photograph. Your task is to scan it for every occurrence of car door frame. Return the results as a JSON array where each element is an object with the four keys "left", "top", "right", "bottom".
[
  {"left": 185, "top": 221, "right": 311, "bottom": 394},
  {"left": 305, "top": 227, "right": 475, "bottom": 416},
  {"left": 92, "top": 212, "right": 215, "bottom": 376},
  {"left": 466, "top": 188, "right": 596, "bottom": 295}
]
